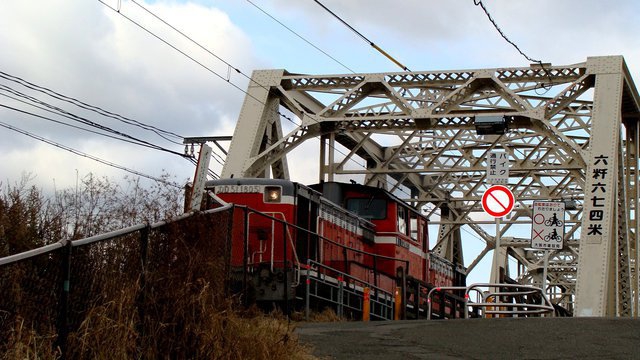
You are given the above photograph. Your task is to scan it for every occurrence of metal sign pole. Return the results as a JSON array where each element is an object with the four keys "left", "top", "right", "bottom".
[
  {"left": 541, "top": 250, "right": 549, "bottom": 305},
  {"left": 491, "top": 216, "right": 502, "bottom": 283}
]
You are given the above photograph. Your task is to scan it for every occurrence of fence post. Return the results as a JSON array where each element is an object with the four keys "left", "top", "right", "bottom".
[
  {"left": 55, "top": 240, "right": 72, "bottom": 358},
  {"left": 225, "top": 206, "right": 234, "bottom": 296},
  {"left": 136, "top": 225, "right": 150, "bottom": 350}
]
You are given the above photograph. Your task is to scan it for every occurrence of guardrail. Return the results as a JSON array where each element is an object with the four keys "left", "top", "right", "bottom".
[{"left": 426, "top": 283, "right": 555, "bottom": 319}]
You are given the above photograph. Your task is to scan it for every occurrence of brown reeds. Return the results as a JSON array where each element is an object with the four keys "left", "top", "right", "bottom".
[{"left": 1, "top": 176, "right": 317, "bottom": 360}]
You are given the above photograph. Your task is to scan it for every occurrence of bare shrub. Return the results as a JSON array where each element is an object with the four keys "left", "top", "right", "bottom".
[{"left": 1, "top": 174, "right": 316, "bottom": 359}]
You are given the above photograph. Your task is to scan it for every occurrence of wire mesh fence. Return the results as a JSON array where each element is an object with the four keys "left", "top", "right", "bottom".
[{"left": 0, "top": 206, "right": 233, "bottom": 359}]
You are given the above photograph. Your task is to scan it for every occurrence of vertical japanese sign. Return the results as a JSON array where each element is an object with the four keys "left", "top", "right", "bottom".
[
  {"left": 486, "top": 150, "right": 509, "bottom": 184},
  {"left": 583, "top": 154, "right": 611, "bottom": 243},
  {"left": 531, "top": 201, "right": 565, "bottom": 249}
]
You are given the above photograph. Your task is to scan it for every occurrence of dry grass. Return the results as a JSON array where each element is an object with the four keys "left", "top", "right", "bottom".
[
  {"left": 2, "top": 317, "right": 60, "bottom": 360},
  {"left": 291, "top": 308, "right": 345, "bottom": 323},
  {"left": 1, "top": 210, "right": 318, "bottom": 360}
]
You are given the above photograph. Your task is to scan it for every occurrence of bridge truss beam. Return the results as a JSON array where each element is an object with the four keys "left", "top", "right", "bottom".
[{"left": 221, "top": 56, "right": 640, "bottom": 317}]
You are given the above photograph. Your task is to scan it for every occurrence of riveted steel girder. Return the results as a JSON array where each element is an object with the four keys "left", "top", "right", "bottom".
[{"left": 221, "top": 56, "right": 640, "bottom": 317}]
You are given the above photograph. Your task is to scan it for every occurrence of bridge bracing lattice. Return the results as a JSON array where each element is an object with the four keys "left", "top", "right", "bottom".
[{"left": 221, "top": 56, "right": 640, "bottom": 317}]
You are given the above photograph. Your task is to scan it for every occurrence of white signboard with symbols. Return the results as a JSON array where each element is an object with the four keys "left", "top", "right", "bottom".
[
  {"left": 486, "top": 150, "right": 509, "bottom": 184},
  {"left": 531, "top": 201, "right": 565, "bottom": 249}
]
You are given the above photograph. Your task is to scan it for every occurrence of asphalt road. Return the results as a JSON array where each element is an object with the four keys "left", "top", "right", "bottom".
[{"left": 296, "top": 318, "right": 640, "bottom": 359}]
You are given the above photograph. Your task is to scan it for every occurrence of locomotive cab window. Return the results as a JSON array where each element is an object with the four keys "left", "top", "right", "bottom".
[
  {"left": 264, "top": 186, "right": 282, "bottom": 203},
  {"left": 346, "top": 198, "right": 386, "bottom": 220},
  {"left": 410, "top": 215, "right": 418, "bottom": 241},
  {"left": 397, "top": 207, "right": 408, "bottom": 235}
]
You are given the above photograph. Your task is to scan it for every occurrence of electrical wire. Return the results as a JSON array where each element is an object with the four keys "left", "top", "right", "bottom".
[
  {"left": 99, "top": 0, "right": 421, "bottom": 200},
  {"left": 0, "top": 84, "right": 187, "bottom": 158},
  {"left": 245, "top": 0, "right": 355, "bottom": 73},
  {"left": 130, "top": 0, "right": 246, "bottom": 81},
  {"left": 98, "top": 0, "right": 301, "bottom": 127},
  {"left": 311, "top": 0, "right": 411, "bottom": 72},
  {"left": 0, "top": 120, "right": 183, "bottom": 188},
  {"left": 0, "top": 98, "right": 179, "bottom": 152},
  {"left": 0, "top": 71, "right": 184, "bottom": 144},
  {"left": 472, "top": 0, "right": 540, "bottom": 64},
  {"left": 472, "top": 0, "right": 552, "bottom": 89}
]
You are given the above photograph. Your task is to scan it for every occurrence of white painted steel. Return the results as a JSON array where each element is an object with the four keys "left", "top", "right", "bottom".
[{"left": 221, "top": 56, "right": 640, "bottom": 316}]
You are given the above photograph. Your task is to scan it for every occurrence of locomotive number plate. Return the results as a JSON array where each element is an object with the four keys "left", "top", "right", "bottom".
[{"left": 214, "top": 185, "right": 262, "bottom": 194}]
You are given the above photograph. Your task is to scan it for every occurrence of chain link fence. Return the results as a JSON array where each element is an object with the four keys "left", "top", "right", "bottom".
[{"left": 1, "top": 206, "right": 233, "bottom": 359}]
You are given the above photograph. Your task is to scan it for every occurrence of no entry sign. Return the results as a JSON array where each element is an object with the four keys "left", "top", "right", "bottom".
[{"left": 482, "top": 185, "right": 515, "bottom": 218}]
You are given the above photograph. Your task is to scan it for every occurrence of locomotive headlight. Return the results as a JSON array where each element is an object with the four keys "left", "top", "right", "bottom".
[{"left": 264, "top": 186, "right": 281, "bottom": 203}]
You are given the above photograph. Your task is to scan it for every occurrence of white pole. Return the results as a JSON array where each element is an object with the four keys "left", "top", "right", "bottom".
[
  {"left": 541, "top": 250, "right": 549, "bottom": 304},
  {"left": 491, "top": 216, "right": 502, "bottom": 283}
]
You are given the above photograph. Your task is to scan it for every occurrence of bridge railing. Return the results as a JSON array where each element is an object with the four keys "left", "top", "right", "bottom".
[
  {"left": 426, "top": 283, "right": 555, "bottom": 319},
  {"left": 0, "top": 205, "right": 233, "bottom": 358}
]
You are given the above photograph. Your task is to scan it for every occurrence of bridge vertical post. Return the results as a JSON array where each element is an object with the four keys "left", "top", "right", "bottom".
[{"left": 575, "top": 56, "right": 627, "bottom": 316}]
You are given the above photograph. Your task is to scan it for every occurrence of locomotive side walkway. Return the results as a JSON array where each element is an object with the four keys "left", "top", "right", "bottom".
[{"left": 296, "top": 318, "right": 640, "bottom": 359}]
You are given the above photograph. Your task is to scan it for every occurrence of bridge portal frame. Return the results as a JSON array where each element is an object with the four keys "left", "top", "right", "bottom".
[{"left": 221, "top": 56, "right": 640, "bottom": 317}]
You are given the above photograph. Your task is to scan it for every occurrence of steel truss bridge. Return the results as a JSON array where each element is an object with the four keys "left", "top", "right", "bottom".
[{"left": 219, "top": 56, "right": 639, "bottom": 317}]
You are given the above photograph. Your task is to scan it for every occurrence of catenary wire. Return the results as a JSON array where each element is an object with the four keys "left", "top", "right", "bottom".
[
  {"left": 98, "top": 0, "right": 300, "bottom": 127},
  {"left": 472, "top": 0, "right": 553, "bottom": 89},
  {"left": 311, "top": 0, "right": 411, "bottom": 72},
  {"left": 99, "top": 0, "right": 424, "bottom": 202},
  {"left": 245, "top": 0, "right": 356, "bottom": 73}
]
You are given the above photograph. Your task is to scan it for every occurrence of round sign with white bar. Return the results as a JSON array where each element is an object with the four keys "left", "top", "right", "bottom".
[{"left": 481, "top": 185, "right": 515, "bottom": 218}]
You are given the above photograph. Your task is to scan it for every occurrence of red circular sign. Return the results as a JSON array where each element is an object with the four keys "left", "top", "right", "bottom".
[{"left": 482, "top": 185, "right": 515, "bottom": 218}]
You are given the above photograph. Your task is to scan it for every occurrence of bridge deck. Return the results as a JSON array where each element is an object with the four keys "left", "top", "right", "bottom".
[{"left": 296, "top": 318, "right": 640, "bottom": 359}]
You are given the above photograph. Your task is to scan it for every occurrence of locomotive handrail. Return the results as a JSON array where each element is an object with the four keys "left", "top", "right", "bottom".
[
  {"left": 236, "top": 205, "right": 411, "bottom": 269},
  {"left": 304, "top": 259, "right": 395, "bottom": 320}
]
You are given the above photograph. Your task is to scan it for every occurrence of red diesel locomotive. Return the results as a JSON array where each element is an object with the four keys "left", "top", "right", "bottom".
[{"left": 206, "top": 178, "right": 465, "bottom": 318}]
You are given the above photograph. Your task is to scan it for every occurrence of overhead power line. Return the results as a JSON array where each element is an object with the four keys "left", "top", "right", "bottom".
[
  {"left": 245, "top": 0, "right": 355, "bottom": 73},
  {"left": 0, "top": 84, "right": 187, "bottom": 158},
  {"left": 98, "top": 0, "right": 300, "bottom": 127},
  {"left": 0, "top": 99, "right": 183, "bottom": 157},
  {"left": 0, "top": 120, "right": 183, "bottom": 188},
  {"left": 472, "top": 1, "right": 544, "bottom": 65},
  {"left": 311, "top": 0, "right": 411, "bottom": 72},
  {"left": 100, "top": 0, "right": 421, "bottom": 201},
  {"left": 0, "top": 71, "right": 183, "bottom": 145}
]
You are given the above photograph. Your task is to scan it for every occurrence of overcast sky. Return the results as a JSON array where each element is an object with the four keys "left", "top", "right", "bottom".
[
  {"left": 2, "top": 0, "right": 639, "bottom": 282},
  {"left": 2, "top": 0, "right": 638, "bottom": 192}
]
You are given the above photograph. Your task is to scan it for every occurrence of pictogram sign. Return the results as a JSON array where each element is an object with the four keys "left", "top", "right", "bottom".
[
  {"left": 531, "top": 201, "right": 565, "bottom": 249},
  {"left": 481, "top": 185, "right": 515, "bottom": 218}
]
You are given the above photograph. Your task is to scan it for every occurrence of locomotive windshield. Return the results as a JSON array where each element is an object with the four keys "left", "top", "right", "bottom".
[{"left": 346, "top": 197, "right": 387, "bottom": 220}]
